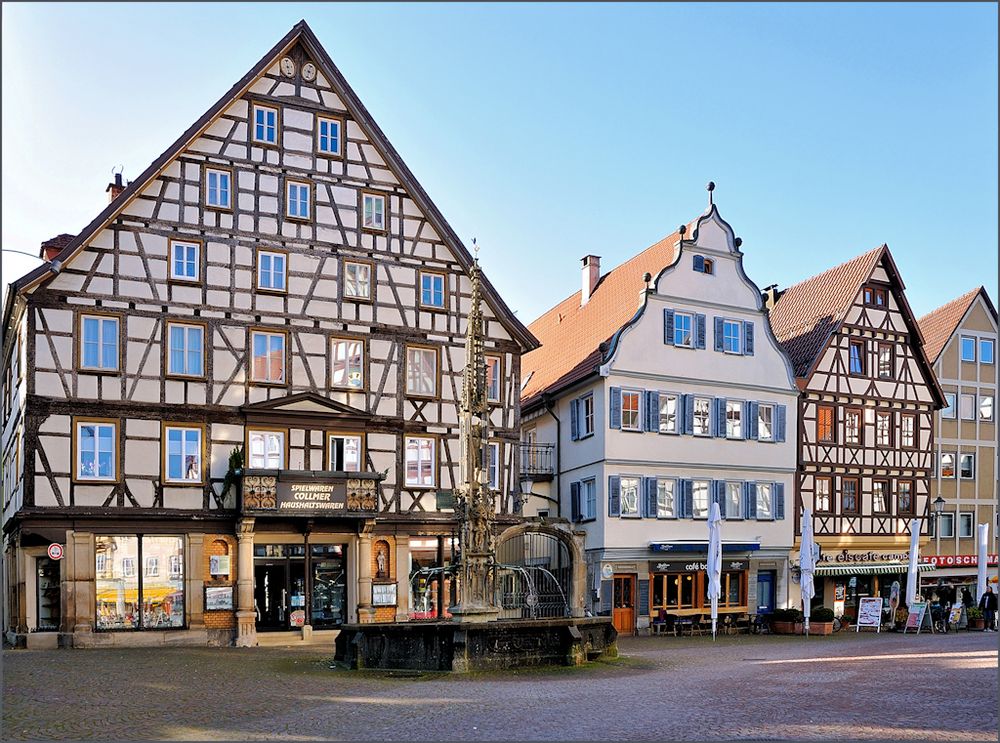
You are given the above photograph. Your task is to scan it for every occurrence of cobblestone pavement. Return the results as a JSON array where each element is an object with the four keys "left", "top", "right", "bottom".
[{"left": 3, "top": 631, "right": 996, "bottom": 741}]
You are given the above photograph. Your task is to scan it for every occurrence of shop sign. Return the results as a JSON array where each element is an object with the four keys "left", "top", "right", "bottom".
[
  {"left": 243, "top": 472, "right": 379, "bottom": 514},
  {"left": 816, "top": 548, "right": 911, "bottom": 565},
  {"left": 923, "top": 554, "right": 999, "bottom": 568},
  {"left": 205, "top": 586, "right": 234, "bottom": 611},
  {"left": 372, "top": 583, "right": 397, "bottom": 606},
  {"left": 47, "top": 543, "right": 64, "bottom": 560},
  {"left": 856, "top": 597, "right": 883, "bottom": 629},
  {"left": 649, "top": 559, "right": 748, "bottom": 573}
]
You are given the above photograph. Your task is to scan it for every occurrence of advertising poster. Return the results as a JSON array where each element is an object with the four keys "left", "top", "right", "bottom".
[
  {"left": 856, "top": 597, "right": 882, "bottom": 631},
  {"left": 904, "top": 601, "right": 927, "bottom": 634}
]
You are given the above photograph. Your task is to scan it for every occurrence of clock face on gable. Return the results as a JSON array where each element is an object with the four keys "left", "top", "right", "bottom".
[
  {"left": 280, "top": 56, "right": 296, "bottom": 77},
  {"left": 302, "top": 62, "right": 317, "bottom": 81}
]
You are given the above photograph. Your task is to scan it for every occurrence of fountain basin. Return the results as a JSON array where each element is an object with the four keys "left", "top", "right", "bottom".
[{"left": 334, "top": 616, "right": 617, "bottom": 672}]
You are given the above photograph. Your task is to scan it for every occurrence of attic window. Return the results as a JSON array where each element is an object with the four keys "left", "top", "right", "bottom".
[
  {"left": 693, "top": 255, "right": 714, "bottom": 274},
  {"left": 863, "top": 286, "right": 887, "bottom": 307}
]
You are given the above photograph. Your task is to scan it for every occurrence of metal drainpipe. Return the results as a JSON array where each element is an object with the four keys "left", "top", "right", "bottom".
[{"left": 541, "top": 393, "right": 561, "bottom": 519}]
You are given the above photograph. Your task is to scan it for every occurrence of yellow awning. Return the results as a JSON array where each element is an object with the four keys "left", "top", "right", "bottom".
[{"left": 96, "top": 585, "right": 178, "bottom": 603}]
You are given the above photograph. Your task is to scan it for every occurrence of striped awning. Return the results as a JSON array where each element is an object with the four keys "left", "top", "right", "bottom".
[{"left": 815, "top": 562, "right": 936, "bottom": 576}]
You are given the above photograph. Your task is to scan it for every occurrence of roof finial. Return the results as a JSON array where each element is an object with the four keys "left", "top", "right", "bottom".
[
  {"left": 472, "top": 237, "right": 479, "bottom": 260},
  {"left": 706, "top": 181, "right": 715, "bottom": 207}
]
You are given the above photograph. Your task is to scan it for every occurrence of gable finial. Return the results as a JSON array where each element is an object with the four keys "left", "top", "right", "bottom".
[
  {"left": 706, "top": 181, "right": 715, "bottom": 207},
  {"left": 472, "top": 237, "right": 479, "bottom": 260}
]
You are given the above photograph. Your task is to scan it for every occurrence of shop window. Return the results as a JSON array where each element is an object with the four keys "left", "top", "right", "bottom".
[
  {"left": 248, "top": 430, "right": 285, "bottom": 469},
  {"left": 409, "top": 537, "right": 455, "bottom": 619},
  {"left": 652, "top": 573, "right": 697, "bottom": 610},
  {"left": 95, "top": 535, "right": 184, "bottom": 631},
  {"left": 311, "top": 544, "right": 347, "bottom": 628},
  {"left": 404, "top": 436, "right": 435, "bottom": 487},
  {"left": 36, "top": 556, "right": 60, "bottom": 632},
  {"left": 406, "top": 346, "right": 438, "bottom": 397},
  {"left": 328, "top": 434, "right": 362, "bottom": 472},
  {"left": 331, "top": 338, "right": 364, "bottom": 389},
  {"left": 705, "top": 571, "right": 744, "bottom": 608}
]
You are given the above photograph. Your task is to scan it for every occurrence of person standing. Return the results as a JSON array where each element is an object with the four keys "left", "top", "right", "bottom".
[
  {"left": 962, "top": 587, "right": 975, "bottom": 608},
  {"left": 978, "top": 585, "right": 998, "bottom": 631}
]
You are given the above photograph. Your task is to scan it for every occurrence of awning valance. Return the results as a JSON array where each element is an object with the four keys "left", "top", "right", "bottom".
[{"left": 814, "top": 562, "right": 936, "bottom": 576}]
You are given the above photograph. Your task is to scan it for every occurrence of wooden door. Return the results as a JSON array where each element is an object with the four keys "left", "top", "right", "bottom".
[{"left": 612, "top": 574, "right": 635, "bottom": 635}]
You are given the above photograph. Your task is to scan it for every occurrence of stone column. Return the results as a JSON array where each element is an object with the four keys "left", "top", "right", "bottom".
[
  {"left": 357, "top": 521, "right": 375, "bottom": 624},
  {"left": 62, "top": 531, "right": 95, "bottom": 645},
  {"left": 570, "top": 530, "right": 588, "bottom": 618},
  {"left": 235, "top": 518, "right": 257, "bottom": 647},
  {"left": 394, "top": 535, "right": 411, "bottom": 622},
  {"left": 185, "top": 534, "right": 206, "bottom": 631}
]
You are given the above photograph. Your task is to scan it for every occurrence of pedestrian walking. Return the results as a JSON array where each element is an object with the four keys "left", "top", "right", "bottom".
[{"left": 978, "top": 585, "right": 998, "bottom": 631}]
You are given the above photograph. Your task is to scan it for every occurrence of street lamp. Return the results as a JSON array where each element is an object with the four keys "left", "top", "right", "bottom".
[{"left": 932, "top": 495, "right": 946, "bottom": 555}]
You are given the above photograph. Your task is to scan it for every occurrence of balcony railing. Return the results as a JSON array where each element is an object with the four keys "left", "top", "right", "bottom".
[{"left": 520, "top": 443, "right": 555, "bottom": 481}]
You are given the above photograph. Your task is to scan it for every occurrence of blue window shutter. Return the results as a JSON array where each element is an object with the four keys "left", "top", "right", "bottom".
[
  {"left": 600, "top": 580, "right": 612, "bottom": 613},
  {"left": 695, "top": 314, "right": 707, "bottom": 349},
  {"left": 774, "top": 483, "right": 785, "bottom": 521},
  {"left": 714, "top": 317, "right": 725, "bottom": 352},
  {"left": 637, "top": 390, "right": 646, "bottom": 432},
  {"left": 682, "top": 479, "right": 694, "bottom": 519},
  {"left": 663, "top": 309, "right": 675, "bottom": 346},
  {"left": 743, "top": 321, "right": 755, "bottom": 355},
  {"left": 743, "top": 482, "right": 755, "bottom": 520},
  {"left": 638, "top": 578, "right": 650, "bottom": 615},
  {"left": 570, "top": 481, "right": 582, "bottom": 522},
  {"left": 570, "top": 399, "right": 580, "bottom": 441},
  {"left": 693, "top": 254, "right": 705, "bottom": 272},
  {"left": 610, "top": 388, "right": 622, "bottom": 430},
  {"left": 608, "top": 475, "right": 621, "bottom": 517},
  {"left": 716, "top": 480, "right": 728, "bottom": 519},
  {"left": 775, "top": 405, "right": 787, "bottom": 442},
  {"left": 683, "top": 395, "right": 695, "bottom": 435},
  {"left": 648, "top": 391, "right": 660, "bottom": 432},
  {"left": 746, "top": 401, "right": 758, "bottom": 440},
  {"left": 714, "top": 398, "right": 726, "bottom": 437},
  {"left": 644, "top": 477, "right": 657, "bottom": 518}
]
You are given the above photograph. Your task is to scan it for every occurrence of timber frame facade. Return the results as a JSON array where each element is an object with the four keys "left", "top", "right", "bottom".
[{"left": 1, "top": 21, "right": 536, "bottom": 648}]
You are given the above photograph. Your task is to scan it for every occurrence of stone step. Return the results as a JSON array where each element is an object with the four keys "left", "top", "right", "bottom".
[{"left": 255, "top": 628, "right": 339, "bottom": 647}]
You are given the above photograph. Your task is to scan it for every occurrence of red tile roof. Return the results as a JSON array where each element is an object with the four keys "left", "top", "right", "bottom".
[
  {"left": 768, "top": 245, "right": 886, "bottom": 378},
  {"left": 520, "top": 229, "right": 682, "bottom": 407},
  {"left": 917, "top": 287, "right": 994, "bottom": 363}
]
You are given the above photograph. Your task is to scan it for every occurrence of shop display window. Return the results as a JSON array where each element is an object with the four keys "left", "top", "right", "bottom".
[{"left": 95, "top": 535, "right": 184, "bottom": 631}]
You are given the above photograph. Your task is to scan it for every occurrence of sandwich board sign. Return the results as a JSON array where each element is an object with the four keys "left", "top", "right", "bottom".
[
  {"left": 856, "top": 596, "right": 883, "bottom": 632},
  {"left": 903, "top": 601, "right": 931, "bottom": 634}
]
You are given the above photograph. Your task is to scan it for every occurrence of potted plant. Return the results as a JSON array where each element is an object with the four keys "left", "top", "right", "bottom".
[
  {"left": 808, "top": 607, "right": 835, "bottom": 635},
  {"left": 770, "top": 608, "right": 804, "bottom": 634},
  {"left": 966, "top": 606, "right": 985, "bottom": 630}
]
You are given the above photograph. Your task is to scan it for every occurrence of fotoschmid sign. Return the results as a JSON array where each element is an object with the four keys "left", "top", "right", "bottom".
[{"left": 923, "top": 554, "right": 999, "bottom": 567}]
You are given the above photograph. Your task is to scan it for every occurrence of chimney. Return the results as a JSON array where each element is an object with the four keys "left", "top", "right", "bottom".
[
  {"left": 106, "top": 172, "right": 125, "bottom": 203},
  {"left": 581, "top": 255, "right": 601, "bottom": 306},
  {"left": 762, "top": 284, "right": 784, "bottom": 310},
  {"left": 39, "top": 233, "right": 75, "bottom": 262}
]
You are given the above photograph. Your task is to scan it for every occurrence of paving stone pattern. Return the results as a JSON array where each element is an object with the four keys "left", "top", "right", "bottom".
[{"left": 3, "top": 631, "right": 997, "bottom": 741}]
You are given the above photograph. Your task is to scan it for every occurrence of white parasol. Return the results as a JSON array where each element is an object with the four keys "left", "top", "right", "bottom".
[
  {"left": 976, "top": 523, "right": 989, "bottom": 605},
  {"left": 905, "top": 519, "right": 921, "bottom": 607},
  {"left": 706, "top": 500, "right": 723, "bottom": 640},
  {"left": 799, "top": 508, "right": 817, "bottom": 636}
]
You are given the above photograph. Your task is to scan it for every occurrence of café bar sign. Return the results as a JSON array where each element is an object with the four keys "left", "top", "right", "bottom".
[
  {"left": 650, "top": 559, "right": 749, "bottom": 573},
  {"left": 242, "top": 471, "right": 379, "bottom": 514}
]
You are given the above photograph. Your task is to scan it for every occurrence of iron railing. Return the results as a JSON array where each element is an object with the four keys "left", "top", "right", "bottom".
[{"left": 520, "top": 443, "right": 555, "bottom": 478}]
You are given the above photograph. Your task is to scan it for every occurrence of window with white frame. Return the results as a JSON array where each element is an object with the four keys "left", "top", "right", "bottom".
[
  {"left": 980, "top": 339, "right": 995, "bottom": 364},
  {"left": 328, "top": 434, "right": 362, "bottom": 472},
  {"left": 252, "top": 104, "right": 278, "bottom": 143},
  {"left": 257, "top": 251, "right": 286, "bottom": 291},
  {"left": 940, "top": 452, "right": 956, "bottom": 478},
  {"left": 960, "top": 394, "right": 975, "bottom": 420},
  {"left": 692, "top": 480, "right": 710, "bottom": 519},
  {"left": 620, "top": 476, "right": 640, "bottom": 517},
  {"left": 145, "top": 556, "right": 159, "bottom": 577},
  {"left": 420, "top": 272, "right": 446, "bottom": 308},
  {"left": 122, "top": 557, "right": 136, "bottom": 578},
  {"left": 959, "top": 512, "right": 974, "bottom": 538},
  {"left": 80, "top": 315, "right": 119, "bottom": 371},
  {"left": 659, "top": 394, "right": 678, "bottom": 433},
  {"left": 164, "top": 425, "right": 202, "bottom": 483},
  {"left": 980, "top": 395, "right": 994, "bottom": 421},
  {"left": 363, "top": 193, "right": 386, "bottom": 230},
  {"left": 344, "top": 261, "right": 372, "bottom": 300},
  {"left": 621, "top": 390, "right": 641, "bottom": 431},
  {"left": 169, "top": 555, "right": 183, "bottom": 578},
  {"left": 959, "top": 453, "right": 975, "bottom": 479},
  {"left": 206, "top": 169, "right": 231, "bottom": 209},
  {"left": 317, "top": 116, "right": 341, "bottom": 155},
  {"left": 814, "top": 477, "right": 832, "bottom": 513},
  {"left": 406, "top": 346, "right": 438, "bottom": 396},
  {"left": 170, "top": 240, "right": 200, "bottom": 281},
  {"left": 76, "top": 420, "right": 117, "bottom": 481},
  {"left": 900, "top": 414, "right": 915, "bottom": 448},
  {"left": 486, "top": 356, "right": 501, "bottom": 403},
  {"left": 726, "top": 481, "right": 742, "bottom": 519},
  {"left": 693, "top": 397, "right": 711, "bottom": 436},
  {"left": 960, "top": 336, "right": 976, "bottom": 362},
  {"left": 657, "top": 479, "right": 676, "bottom": 518},
  {"left": 96, "top": 554, "right": 108, "bottom": 576},
  {"left": 286, "top": 181, "right": 310, "bottom": 219},
  {"left": 581, "top": 394, "right": 595, "bottom": 437},
  {"left": 487, "top": 442, "right": 500, "bottom": 490},
  {"left": 725, "top": 400, "right": 742, "bottom": 438},
  {"left": 722, "top": 320, "right": 742, "bottom": 354},
  {"left": 581, "top": 478, "right": 597, "bottom": 520},
  {"left": 331, "top": 338, "right": 364, "bottom": 389},
  {"left": 756, "top": 483, "right": 772, "bottom": 519},
  {"left": 404, "top": 436, "right": 435, "bottom": 487},
  {"left": 758, "top": 404, "right": 773, "bottom": 441},
  {"left": 674, "top": 312, "right": 693, "bottom": 347},
  {"left": 251, "top": 331, "right": 286, "bottom": 384},
  {"left": 167, "top": 323, "right": 204, "bottom": 377},
  {"left": 248, "top": 430, "right": 284, "bottom": 469},
  {"left": 938, "top": 513, "right": 955, "bottom": 538},
  {"left": 942, "top": 392, "right": 956, "bottom": 419}
]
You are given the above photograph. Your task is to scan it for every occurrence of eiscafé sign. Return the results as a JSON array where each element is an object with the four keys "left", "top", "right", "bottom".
[{"left": 923, "top": 554, "right": 999, "bottom": 568}]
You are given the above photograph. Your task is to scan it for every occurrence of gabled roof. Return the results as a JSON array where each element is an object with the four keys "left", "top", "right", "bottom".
[
  {"left": 917, "top": 287, "right": 998, "bottom": 363},
  {"left": 520, "top": 229, "right": 681, "bottom": 407},
  {"left": 4, "top": 20, "right": 537, "bottom": 351},
  {"left": 768, "top": 246, "right": 887, "bottom": 378}
]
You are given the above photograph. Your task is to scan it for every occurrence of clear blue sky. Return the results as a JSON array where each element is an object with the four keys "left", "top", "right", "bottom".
[{"left": 3, "top": 3, "right": 997, "bottom": 322}]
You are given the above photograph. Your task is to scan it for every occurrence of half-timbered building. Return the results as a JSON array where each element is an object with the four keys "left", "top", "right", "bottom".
[
  {"left": 0, "top": 21, "right": 536, "bottom": 648},
  {"left": 520, "top": 192, "right": 800, "bottom": 636},
  {"left": 767, "top": 245, "right": 945, "bottom": 618}
]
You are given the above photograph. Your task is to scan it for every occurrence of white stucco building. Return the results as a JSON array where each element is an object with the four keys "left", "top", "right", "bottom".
[{"left": 520, "top": 192, "right": 799, "bottom": 635}]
